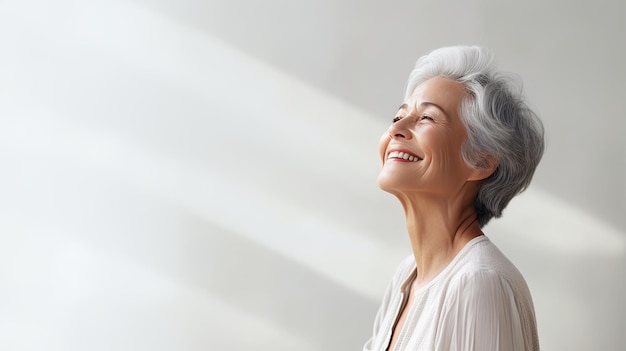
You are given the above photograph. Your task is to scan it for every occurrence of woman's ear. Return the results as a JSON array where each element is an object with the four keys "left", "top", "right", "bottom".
[{"left": 468, "top": 154, "right": 498, "bottom": 181}]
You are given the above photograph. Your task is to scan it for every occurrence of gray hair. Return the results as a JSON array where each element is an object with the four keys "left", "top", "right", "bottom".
[{"left": 405, "top": 46, "right": 545, "bottom": 227}]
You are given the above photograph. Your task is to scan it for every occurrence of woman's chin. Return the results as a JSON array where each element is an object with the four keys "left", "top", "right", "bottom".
[
  {"left": 377, "top": 173, "right": 405, "bottom": 194},
  {"left": 377, "top": 172, "right": 392, "bottom": 191}
]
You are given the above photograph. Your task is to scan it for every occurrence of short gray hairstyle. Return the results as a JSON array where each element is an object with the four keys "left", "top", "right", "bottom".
[{"left": 405, "top": 46, "right": 545, "bottom": 227}]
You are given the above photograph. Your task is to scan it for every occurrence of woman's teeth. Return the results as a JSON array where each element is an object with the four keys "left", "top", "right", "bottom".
[{"left": 388, "top": 151, "right": 420, "bottom": 162}]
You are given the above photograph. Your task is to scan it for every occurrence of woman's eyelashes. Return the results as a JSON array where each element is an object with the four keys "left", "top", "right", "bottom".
[{"left": 391, "top": 115, "right": 433, "bottom": 123}]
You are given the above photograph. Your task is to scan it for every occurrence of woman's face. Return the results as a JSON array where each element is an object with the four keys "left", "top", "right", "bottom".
[{"left": 378, "top": 76, "right": 481, "bottom": 198}]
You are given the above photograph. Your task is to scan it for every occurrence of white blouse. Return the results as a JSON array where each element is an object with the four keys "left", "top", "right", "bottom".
[{"left": 363, "top": 235, "right": 539, "bottom": 351}]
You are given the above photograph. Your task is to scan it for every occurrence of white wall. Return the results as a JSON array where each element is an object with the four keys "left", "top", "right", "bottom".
[{"left": 1, "top": 0, "right": 624, "bottom": 350}]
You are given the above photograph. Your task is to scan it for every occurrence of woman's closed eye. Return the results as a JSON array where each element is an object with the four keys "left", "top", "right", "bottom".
[{"left": 392, "top": 115, "right": 433, "bottom": 124}]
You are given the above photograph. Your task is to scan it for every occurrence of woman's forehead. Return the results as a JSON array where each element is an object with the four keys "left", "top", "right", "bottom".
[{"left": 404, "top": 77, "right": 467, "bottom": 116}]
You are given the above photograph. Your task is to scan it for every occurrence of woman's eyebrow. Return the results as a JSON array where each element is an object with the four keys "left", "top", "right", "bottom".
[
  {"left": 419, "top": 101, "right": 449, "bottom": 118},
  {"left": 397, "top": 102, "right": 450, "bottom": 118}
]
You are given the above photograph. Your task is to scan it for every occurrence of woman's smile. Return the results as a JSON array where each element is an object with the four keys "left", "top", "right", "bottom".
[{"left": 386, "top": 150, "right": 422, "bottom": 162}]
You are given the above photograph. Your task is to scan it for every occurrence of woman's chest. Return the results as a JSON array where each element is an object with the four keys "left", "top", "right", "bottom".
[{"left": 384, "top": 287, "right": 444, "bottom": 350}]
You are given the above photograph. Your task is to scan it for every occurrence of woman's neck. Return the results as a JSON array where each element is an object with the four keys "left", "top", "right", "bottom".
[{"left": 398, "top": 193, "right": 483, "bottom": 289}]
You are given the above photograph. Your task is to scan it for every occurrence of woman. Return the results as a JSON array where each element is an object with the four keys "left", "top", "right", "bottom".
[{"left": 363, "top": 46, "right": 544, "bottom": 351}]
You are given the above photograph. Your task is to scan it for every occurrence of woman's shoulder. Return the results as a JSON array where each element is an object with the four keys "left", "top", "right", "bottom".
[
  {"left": 435, "top": 238, "right": 540, "bottom": 351},
  {"left": 446, "top": 236, "right": 532, "bottom": 298}
]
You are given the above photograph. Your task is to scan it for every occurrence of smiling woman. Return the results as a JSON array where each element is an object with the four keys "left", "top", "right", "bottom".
[
  {"left": 364, "top": 46, "right": 544, "bottom": 351},
  {"left": 378, "top": 77, "right": 484, "bottom": 198}
]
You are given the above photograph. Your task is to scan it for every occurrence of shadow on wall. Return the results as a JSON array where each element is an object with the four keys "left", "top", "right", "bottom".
[{"left": 0, "top": 0, "right": 625, "bottom": 350}]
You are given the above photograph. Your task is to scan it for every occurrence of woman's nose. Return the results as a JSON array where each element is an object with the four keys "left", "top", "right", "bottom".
[{"left": 388, "top": 118, "right": 413, "bottom": 140}]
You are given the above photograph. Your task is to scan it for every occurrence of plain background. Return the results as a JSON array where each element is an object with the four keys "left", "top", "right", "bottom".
[{"left": 1, "top": 0, "right": 625, "bottom": 350}]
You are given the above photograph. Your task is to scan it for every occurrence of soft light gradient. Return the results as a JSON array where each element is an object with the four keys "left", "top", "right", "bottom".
[{"left": 1, "top": 0, "right": 624, "bottom": 350}]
